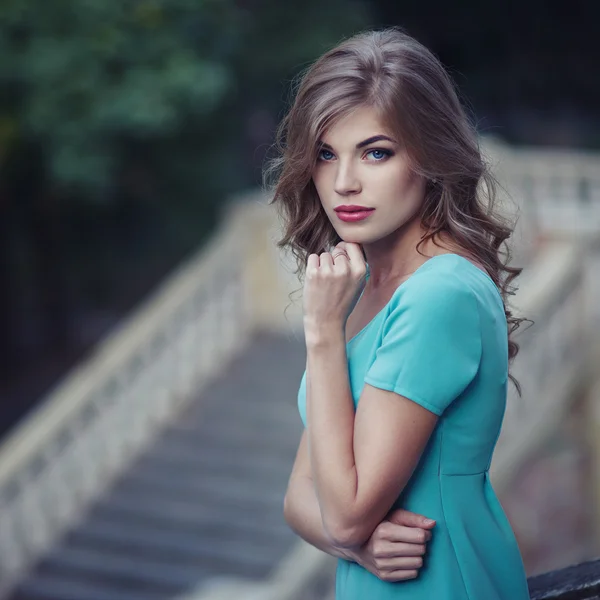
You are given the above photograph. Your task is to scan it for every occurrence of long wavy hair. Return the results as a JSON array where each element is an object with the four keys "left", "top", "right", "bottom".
[{"left": 264, "top": 27, "right": 526, "bottom": 392}]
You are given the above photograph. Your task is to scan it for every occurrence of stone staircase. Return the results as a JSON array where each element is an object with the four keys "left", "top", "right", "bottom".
[{"left": 8, "top": 332, "right": 306, "bottom": 600}]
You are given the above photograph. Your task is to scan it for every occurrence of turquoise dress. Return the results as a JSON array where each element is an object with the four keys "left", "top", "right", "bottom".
[{"left": 297, "top": 254, "right": 530, "bottom": 600}]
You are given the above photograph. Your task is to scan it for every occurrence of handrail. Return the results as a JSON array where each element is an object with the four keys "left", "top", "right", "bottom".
[
  {"left": 491, "top": 240, "right": 588, "bottom": 490},
  {"left": 527, "top": 557, "right": 600, "bottom": 600},
  {"left": 0, "top": 202, "right": 254, "bottom": 595},
  {"left": 482, "top": 137, "right": 600, "bottom": 236},
  {"left": 0, "top": 206, "right": 242, "bottom": 486}
]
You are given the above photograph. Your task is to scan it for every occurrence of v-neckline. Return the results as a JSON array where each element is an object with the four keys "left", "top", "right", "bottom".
[
  {"left": 345, "top": 252, "right": 490, "bottom": 345},
  {"left": 345, "top": 301, "right": 386, "bottom": 345},
  {"left": 345, "top": 257, "right": 431, "bottom": 345}
]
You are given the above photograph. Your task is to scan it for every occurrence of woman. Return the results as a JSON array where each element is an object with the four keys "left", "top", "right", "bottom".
[{"left": 268, "top": 28, "right": 530, "bottom": 599}]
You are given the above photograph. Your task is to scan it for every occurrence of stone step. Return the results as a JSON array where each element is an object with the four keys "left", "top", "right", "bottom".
[
  {"left": 157, "top": 422, "right": 300, "bottom": 455},
  {"left": 116, "top": 467, "right": 286, "bottom": 508},
  {"left": 35, "top": 544, "right": 212, "bottom": 593},
  {"left": 183, "top": 395, "right": 302, "bottom": 429},
  {"left": 146, "top": 433, "right": 297, "bottom": 468},
  {"left": 90, "top": 490, "right": 290, "bottom": 538},
  {"left": 8, "top": 332, "right": 305, "bottom": 600},
  {"left": 133, "top": 445, "right": 294, "bottom": 482},
  {"left": 15, "top": 574, "right": 167, "bottom": 600},
  {"left": 69, "top": 516, "right": 292, "bottom": 571}
]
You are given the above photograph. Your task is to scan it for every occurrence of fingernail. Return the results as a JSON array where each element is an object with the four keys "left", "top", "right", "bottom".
[{"left": 424, "top": 519, "right": 435, "bottom": 525}]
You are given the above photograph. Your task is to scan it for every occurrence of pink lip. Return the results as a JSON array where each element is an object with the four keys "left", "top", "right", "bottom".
[{"left": 334, "top": 205, "right": 375, "bottom": 222}]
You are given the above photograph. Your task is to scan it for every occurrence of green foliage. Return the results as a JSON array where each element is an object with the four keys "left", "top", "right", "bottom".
[
  {"left": 0, "top": 0, "right": 239, "bottom": 194},
  {"left": 0, "top": 0, "right": 370, "bottom": 199}
]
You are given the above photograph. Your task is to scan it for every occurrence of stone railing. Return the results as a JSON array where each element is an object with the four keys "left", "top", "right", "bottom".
[
  {"left": 482, "top": 139, "right": 600, "bottom": 332},
  {"left": 490, "top": 239, "right": 589, "bottom": 490},
  {"left": 483, "top": 137, "right": 600, "bottom": 236},
  {"left": 0, "top": 201, "right": 258, "bottom": 597},
  {"left": 528, "top": 558, "right": 600, "bottom": 600}
]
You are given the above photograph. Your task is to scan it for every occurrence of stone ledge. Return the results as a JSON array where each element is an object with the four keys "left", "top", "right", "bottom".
[{"left": 528, "top": 558, "right": 600, "bottom": 599}]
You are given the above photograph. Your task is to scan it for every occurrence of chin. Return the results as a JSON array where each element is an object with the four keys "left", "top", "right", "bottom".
[
  {"left": 335, "top": 221, "right": 400, "bottom": 246},
  {"left": 339, "top": 234, "right": 377, "bottom": 246},
  {"left": 345, "top": 226, "right": 405, "bottom": 247},
  {"left": 336, "top": 230, "right": 367, "bottom": 244}
]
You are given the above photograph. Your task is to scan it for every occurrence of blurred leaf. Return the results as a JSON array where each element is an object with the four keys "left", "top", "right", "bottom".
[
  {"left": 0, "top": 0, "right": 241, "bottom": 194},
  {"left": 0, "top": 0, "right": 370, "bottom": 197}
]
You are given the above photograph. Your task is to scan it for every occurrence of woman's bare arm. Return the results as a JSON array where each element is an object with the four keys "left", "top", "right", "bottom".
[
  {"left": 302, "top": 244, "right": 440, "bottom": 549},
  {"left": 284, "top": 431, "right": 354, "bottom": 559},
  {"left": 305, "top": 331, "right": 438, "bottom": 548},
  {"left": 284, "top": 431, "right": 435, "bottom": 581}
]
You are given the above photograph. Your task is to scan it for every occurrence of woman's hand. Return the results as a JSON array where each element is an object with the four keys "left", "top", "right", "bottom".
[
  {"left": 303, "top": 242, "right": 367, "bottom": 344},
  {"left": 350, "top": 509, "right": 435, "bottom": 582}
]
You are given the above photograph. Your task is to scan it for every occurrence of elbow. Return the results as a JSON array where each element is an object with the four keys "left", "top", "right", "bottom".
[
  {"left": 283, "top": 490, "right": 298, "bottom": 530},
  {"left": 323, "top": 516, "right": 370, "bottom": 549},
  {"left": 283, "top": 493, "right": 292, "bottom": 525},
  {"left": 283, "top": 492, "right": 293, "bottom": 526}
]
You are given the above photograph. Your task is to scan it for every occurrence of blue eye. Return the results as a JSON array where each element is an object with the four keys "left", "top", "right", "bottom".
[
  {"left": 366, "top": 149, "right": 391, "bottom": 161},
  {"left": 318, "top": 149, "right": 335, "bottom": 161},
  {"left": 316, "top": 148, "right": 392, "bottom": 161}
]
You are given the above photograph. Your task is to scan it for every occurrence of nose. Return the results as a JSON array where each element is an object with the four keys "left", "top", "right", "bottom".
[{"left": 334, "top": 161, "right": 361, "bottom": 196}]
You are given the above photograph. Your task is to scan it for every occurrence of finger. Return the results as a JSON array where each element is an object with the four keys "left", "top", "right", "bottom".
[
  {"left": 337, "top": 240, "right": 367, "bottom": 262},
  {"left": 374, "top": 539, "right": 428, "bottom": 557},
  {"left": 384, "top": 524, "right": 431, "bottom": 545},
  {"left": 306, "top": 254, "right": 320, "bottom": 272},
  {"left": 334, "top": 242, "right": 360, "bottom": 267},
  {"left": 319, "top": 252, "right": 333, "bottom": 270},
  {"left": 342, "top": 243, "right": 367, "bottom": 273},
  {"left": 379, "top": 568, "right": 419, "bottom": 582},
  {"left": 388, "top": 508, "right": 436, "bottom": 528},
  {"left": 331, "top": 250, "right": 350, "bottom": 264},
  {"left": 331, "top": 244, "right": 349, "bottom": 257},
  {"left": 376, "top": 556, "right": 424, "bottom": 571},
  {"left": 335, "top": 241, "right": 358, "bottom": 252},
  {"left": 341, "top": 242, "right": 363, "bottom": 262}
]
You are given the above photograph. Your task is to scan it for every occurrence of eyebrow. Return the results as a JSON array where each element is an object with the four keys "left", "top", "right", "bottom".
[{"left": 319, "top": 135, "right": 398, "bottom": 151}]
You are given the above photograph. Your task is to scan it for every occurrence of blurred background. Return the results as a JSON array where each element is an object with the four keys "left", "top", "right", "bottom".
[{"left": 0, "top": 2, "right": 599, "bottom": 599}]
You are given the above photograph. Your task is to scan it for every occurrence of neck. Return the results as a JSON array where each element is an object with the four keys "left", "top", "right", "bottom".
[{"left": 363, "top": 217, "right": 451, "bottom": 287}]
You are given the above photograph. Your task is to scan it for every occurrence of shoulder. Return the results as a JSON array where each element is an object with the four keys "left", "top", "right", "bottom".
[
  {"left": 390, "top": 254, "right": 480, "bottom": 315},
  {"left": 366, "top": 255, "right": 484, "bottom": 412}
]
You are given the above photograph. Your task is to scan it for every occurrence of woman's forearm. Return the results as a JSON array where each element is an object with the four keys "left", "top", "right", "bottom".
[
  {"left": 305, "top": 327, "right": 364, "bottom": 544},
  {"left": 284, "top": 474, "right": 356, "bottom": 561}
]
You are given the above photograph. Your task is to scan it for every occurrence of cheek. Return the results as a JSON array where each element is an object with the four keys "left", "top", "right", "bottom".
[
  {"left": 376, "top": 173, "right": 426, "bottom": 226},
  {"left": 375, "top": 168, "right": 421, "bottom": 202},
  {"left": 311, "top": 168, "right": 323, "bottom": 189},
  {"left": 312, "top": 172, "right": 333, "bottom": 208}
]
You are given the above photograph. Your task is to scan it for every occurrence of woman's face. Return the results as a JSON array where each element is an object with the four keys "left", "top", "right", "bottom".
[{"left": 312, "top": 105, "right": 426, "bottom": 245}]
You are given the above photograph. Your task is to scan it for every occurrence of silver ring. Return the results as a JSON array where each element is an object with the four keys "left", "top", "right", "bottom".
[{"left": 331, "top": 251, "right": 349, "bottom": 260}]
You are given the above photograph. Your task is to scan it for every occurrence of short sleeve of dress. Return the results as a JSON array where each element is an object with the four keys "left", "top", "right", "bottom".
[{"left": 363, "top": 272, "right": 482, "bottom": 416}]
